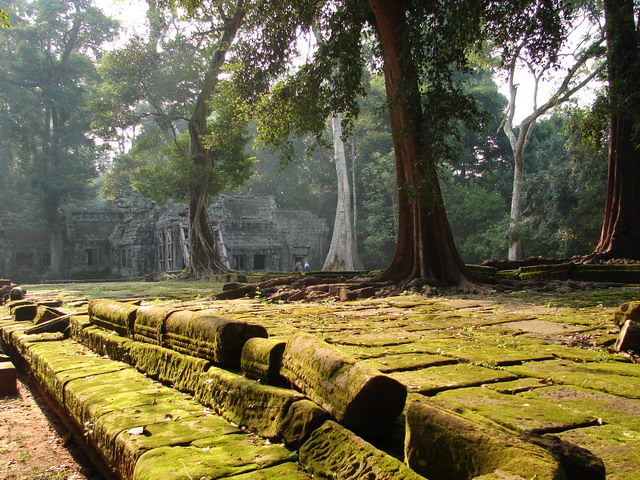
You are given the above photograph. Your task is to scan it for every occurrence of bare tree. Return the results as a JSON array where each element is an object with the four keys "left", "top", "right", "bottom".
[{"left": 501, "top": 15, "right": 605, "bottom": 260}]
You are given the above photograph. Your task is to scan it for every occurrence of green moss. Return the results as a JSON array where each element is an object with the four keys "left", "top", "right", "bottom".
[
  {"left": 506, "top": 360, "right": 640, "bottom": 399},
  {"left": 522, "top": 385, "right": 640, "bottom": 432},
  {"left": 554, "top": 424, "right": 640, "bottom": 480},
  {"left": 389, "top": 363, "right": 518, "bottom": 395},
  {"left": 405, "top": 399, "right": 564, "bottom": 480},
  {"left": 164, "top": 310, "right": 267, "bottom": 366},
  {"left": 133, "top": 434, "right": 295, "bottom": 480},
  {"left": 195, "top": 365, "right": 304, "bottom": 439},
  {"left": 75, "top": 325, "right": 133, "bottom": 362},
  {"left": 88, "top": 299, "right": 138, "bottom": 337},
  {"left": 519, "top": 263, "right": 574, "bottom": 281},
  {"left": 434, "top": 386, "right": 598, "bottom": 434},
  {"left": 572, "top": 264, "right": 640, "bottom": 283},
  {"left": 130, "top": 342, "right": 210, "bottom": 393},
  {"left": 299, "top": 421, "right": 425, "bottom": 480}
]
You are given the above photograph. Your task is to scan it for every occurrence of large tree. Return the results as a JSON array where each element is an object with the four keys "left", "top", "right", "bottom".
[
  {"left": 0, "top": 0, "right": 117, "bottom": 276},
  {"left": 591, "top": 0, "right": 640, "bottom": 259},
  {"left": 93, "top": 0, "right": 252, "bottom": 277}
]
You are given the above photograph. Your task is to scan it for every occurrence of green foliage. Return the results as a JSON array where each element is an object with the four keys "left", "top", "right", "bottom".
[
  {"left": 519, "top": 112, "right": 607, "bottom": 258},
  {"left": 0, "top": 0, "right": 117, "bottom": 228}
]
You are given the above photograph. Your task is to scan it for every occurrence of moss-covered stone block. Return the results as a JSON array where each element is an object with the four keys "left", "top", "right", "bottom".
[
  {"left": 360, "top": 352, "right": 457, "bottom": 372},
  {"left": 505, "top": 360, "right": 640, "bottom": 399},
  {"left": 519, "top": 263, "right": 574, "bottom": 281},
  {"left": 33, "top": 305, "right": 66, "bottom": 325},
  {"left": 405, "top": 399, "right": 565, "bottom": 480},
  {"left": 434, "top": 386, "right": 598, "bottom": 434},
  {"left": 194, "top": 365, "right": 304, "bottom": 439},
  {"left": 613, "top": 301, "right": 640, "bottom": 327},
  {"left": 164, "top": 310, "right": 268, "bottom": 366},
  {"left": 88, "top": 299, "right": 138, "bottom": 337},
  {"left": 466, "top": 264, "right": 497, "bottom": 278},
  {"left": 495, "top": 269, "right": 520, "bottom": 280},
  {"left": 554, "top": 424, "right": 640, "bottom": 480},
  {"left": 0, "top": 361, "right": 17, "bottom": 395},
  {"left": 75, "top": 325, "right": 133, "bottom": 363},
  {"left": 277, "top": 399, "right": 329, "bottom": 448},
  {"left": 615, "top": 319, "right": 640, "bottom": 353},
  {"left": 389, "top": 363, "right": 517, "bottom": 395},
  {"left": 521, "top": 385, "right": 640, "bottom": 432},
  {"left": 240, "top": 337, "right": 286, "bottom": 385},
  {"left": 282, "top": 333, "right": 407, "bottom": 439},
  {"left": 571, "top": 264, "right": 640, "bottom": 283},
  {"left": 63, "top": 369, "right": 171, "bottom": 426},
  {"left": 11, "top": 303, "right": 37, "bottom": 322},
  {"left": 214, "top": 462, "right": 312, "bottom": 479},
  {"left": 114, "top": 415, "right": 242, "bottom": 480},
  {"left": 130, "top": 342, "right": 210, "bottom": 392},
  {"left": 132, "top": 434, "right": 296, "bottom": 480},
  {"left": 69, "top": 314, "right": 92, "bottom": 339},
  {"left": 299, "top": 420, "right": 425, "bottom": 480},
  {"left": 134, "top": 305, "right": 177, "bottom": 345}
]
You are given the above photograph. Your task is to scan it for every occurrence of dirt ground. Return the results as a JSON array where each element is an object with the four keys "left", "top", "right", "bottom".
[{"left": 0, "top": 368, "right": 101, "bottom": 480}]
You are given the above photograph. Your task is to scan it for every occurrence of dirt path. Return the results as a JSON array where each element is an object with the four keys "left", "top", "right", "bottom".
[{"left": 0, "top": 369, "right": 101, "bottom": 480}]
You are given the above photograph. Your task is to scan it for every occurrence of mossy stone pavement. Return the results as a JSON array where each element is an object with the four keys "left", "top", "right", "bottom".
[
  {"left": 189, "top": 288, "right": 640, "bottom": 479},
  {"left": 3, "top": 284, "right": 640, "bottom": 479}
]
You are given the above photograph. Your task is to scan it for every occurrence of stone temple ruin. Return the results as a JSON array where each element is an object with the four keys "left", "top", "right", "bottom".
[{"left": 0, "top": 191, "right": 329, "bottom": 280}]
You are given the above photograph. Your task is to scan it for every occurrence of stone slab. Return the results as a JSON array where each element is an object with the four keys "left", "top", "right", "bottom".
[
  {"left": 132, "top": 434, "right": 296, "bottom": 480},
  {"left": 360, "top": 352, "right": 457, "bottom": 372},
  {"left": 434, "top": 386, "right": 598, "bottom": 434},
  {"left": 506, "top": 360, "right": 640, "bottom": 399},
  {"left": 554, "top": 424, "right": 640, "bottom": 480},
  {"left": 389, "top": 364, "right": 518, "bottom": 394}
]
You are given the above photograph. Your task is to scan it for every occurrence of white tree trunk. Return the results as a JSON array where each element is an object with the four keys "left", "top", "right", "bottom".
[{"left": 322, "top": 114, "right": 363, "bottom": 271}]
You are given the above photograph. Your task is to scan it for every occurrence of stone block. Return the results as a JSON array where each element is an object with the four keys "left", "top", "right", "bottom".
[
  {"left": 0, "top": 361, "right": 17, "bottom": 395},
  {"left": 164, "top": 310, "right": 267, "bottom": 366},
  {"left": 130, "top": 342, "right": 210, "bottom": 393},
  {"left": 194, "top": 365, "right": 305, "bottom": 439},
  {"left": 33, "top": 305, "right": 66, "bottom": 325},
  {"left": 277, "top": 399, "right": 329, "bottom": 448},
  {"left": 69, "top": 314, "right": 92, "bottom": 339},
  {"left": 132, "top": 435, "right": 295, "bottom": 480},
  {"left": 281, "top": 333, "right": 407, "bottom": 439},
  {"left": 11, "top": 304, "right": 37, "bottom": 322},
  {"left": 240, "top": 337, "right": 286, "bottom": 385},
  {"left": 75, "top": 325, "right": 133, "bottom": 363},
  {"left": 88, "top": 299, "right": 138, "bottom": 337},
  {"left": 133, "top": 305, "right": 177, "bottom": 345},
  {"left": 405, "top": 399, "right": 565, "bottom": 480},
  {"left": 614, "top": 301, "right": 640, "bottom": 327},
  {"left": 614, "top": 319, "right": 640, "bottom": 353},
  {"left": 299, "top": 420, "right": 425, "bottom": 480}
]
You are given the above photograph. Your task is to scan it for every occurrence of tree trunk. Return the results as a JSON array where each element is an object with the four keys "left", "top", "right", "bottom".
[
  {"left": 593, "top": 0, "right": 640, "bottom": 260},
  {"left": 367, "top": 0, "right": 469, "bottom": 285},
  {"left": 323, "top": 114, "right": 364, "bottom": 271}
]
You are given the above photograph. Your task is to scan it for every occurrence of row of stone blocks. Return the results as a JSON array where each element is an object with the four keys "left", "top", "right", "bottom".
[{"left": 1, "top": 299, "right": 588, "bottom": 480}]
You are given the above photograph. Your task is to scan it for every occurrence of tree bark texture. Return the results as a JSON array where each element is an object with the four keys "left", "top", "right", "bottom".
[
  {"left": 367, "top": 0, "right": 469, "bottom": 285},
  {"left": 594, "top": 0, "right": 640, "bottom": 259},
  {"left": 187, "top": 1, "right": 245, "bottom": 277},
  {"left": 323, "top": 114, "right": 364, "bottom": 271}
]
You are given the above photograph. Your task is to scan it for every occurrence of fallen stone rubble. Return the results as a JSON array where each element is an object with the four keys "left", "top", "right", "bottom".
[{"left": 1, "top": 293, "right": 635, "bottom": 479}]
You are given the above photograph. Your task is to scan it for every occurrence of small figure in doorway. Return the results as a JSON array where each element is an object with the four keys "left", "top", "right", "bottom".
[{"left": 304, "top": 261, "right": 310, "bottom": 272}]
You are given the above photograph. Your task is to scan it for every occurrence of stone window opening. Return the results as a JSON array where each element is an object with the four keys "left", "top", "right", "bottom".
[{"left": 233, "top": 255, "right": 246, "bottom": 270}]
